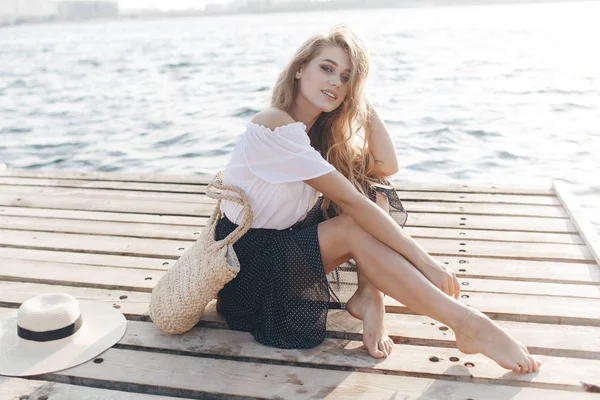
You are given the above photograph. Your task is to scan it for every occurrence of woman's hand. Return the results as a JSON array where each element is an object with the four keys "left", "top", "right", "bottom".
[{"left": 421, "top": 261, "right": 461, "bottom": 299}]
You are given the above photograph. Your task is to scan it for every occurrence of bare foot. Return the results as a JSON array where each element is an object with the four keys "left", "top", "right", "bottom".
[
  {"left": 346, "top": 288, "right": 394, "bottom": 359},
  {"left": 454, "top": 309, "right": 542, "bottom": 374}
]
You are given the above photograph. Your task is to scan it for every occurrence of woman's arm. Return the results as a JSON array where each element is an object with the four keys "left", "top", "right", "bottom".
[
  {"left": 304, "top": 170, "right": 459, "bottom": 298},
  {"left": 306, "top": 170, "right": 432, "bottom": 270},
  {"left": 364, "top": 102, "right": 399, "bottom": 177}
]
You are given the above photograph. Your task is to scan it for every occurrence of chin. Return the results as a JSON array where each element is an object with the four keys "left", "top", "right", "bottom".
[
  {"left": 306, "top": 94, "right": 340, "bottom": 113},
  {"left": 325, "top": 103, "right": 342, "bottom": 113},
  {"left": 313, "top": 102, "right": 334, "bottom": 113},
  {"left": 318, "top": 100, "right": 340, "bottom": 113}
]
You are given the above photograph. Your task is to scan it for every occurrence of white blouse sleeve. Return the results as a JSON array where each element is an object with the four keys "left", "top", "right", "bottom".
[{"left": 241, "top": 122, "right": 336, "bottom": 184}]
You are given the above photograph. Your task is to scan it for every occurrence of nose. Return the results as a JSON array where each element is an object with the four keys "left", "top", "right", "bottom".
[{"left": 330, "top": 76, "right": 341, "bottom": 88}]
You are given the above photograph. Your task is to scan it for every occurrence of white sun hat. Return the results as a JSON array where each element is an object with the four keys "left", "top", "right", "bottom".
[{"left": 0, "top": 293, "right": 127, "bottom": 377}]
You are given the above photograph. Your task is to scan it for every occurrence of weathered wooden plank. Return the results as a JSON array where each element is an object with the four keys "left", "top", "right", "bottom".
[
  {"left": 398, "top": 191, "right": 560, "bottom": 205},
  {"left": 0, "top": 259, "right": 159, "bottom": 291},
  {"left": 0, "top": 376, "right": 181, "bottom": 400},
  {"left": 0, "top": 212, "right": 584, "bottom": 245},
  {"left": 458, "top": 278, "right": 600, "bottom": 298},
  {"left": 383, "top": 292, "right": 600, "bottom": 326},
  {"left": 0, "top": 169, "right": 214, "bottom": 185},
  {"left": 0, "top": 176, "right": 208, "bottom": 194},
  {"left": 331, "top": 272, "right": 600, "bottom": 299},
  {"left": 324, "top": 308, "right": 600, "bottom": 360},
  {"left": 0, "top": 247, "right": 171, "bottom": 270},
  {"left": 1, "top": 191, "right": 566, "bottom": 224},
  {"left": 1, "top": 229, "right": 590, "bottom": 262},
  {"left": 0, "top": 184, "right": 567, "bottom": 218},
  {"left": 87, "top": 320, "right": 600, "bottom": 391},
  {"left": 554, "top": 179, "right": 600, "bottom": 266},
  {"left": 27, "top": 254, "right": 599, "bottom": 325},
  {"left": 0, "top": 229, "right": 188, "bottom": 258},
  {"left": 0, "top": 205, "right": 208, "bottom": 225},
  {"left": 406, "top": 212, "right": 577, "bottom": 233},
  {"left": 0, "top": 215, "right": 202, "bottom": 241},
  {"left": 32, "top": 347, "right": 593, "bottom": 400},
  {"left": 405, "top": 201, "right": 567, "bottom": 218},
  {"left": 0, "top": 195, "right": 577, "bottom": 232},
  {"left": 408, "top": 227, "right": 582, "bottom": 244},
  {"left": 436, "top": 255, "right": 600, "bottom": 285},
  {"left": 1, "top": 309, "right": 595, "bottom": 393},
  {"left": 0, "top": 282, "right": 151, "bottom": 317},
  {"left": 2, "top": 282, "right": 600, "bottom": 358},
  {"left": 416, "top": 237, "right": 594, "bottom": 262},
  {"left": 0, "top": 194, "right": 210, "bottom": 216},
  {"left": 1, "top": 247, "right": 596, "bottom": 285},
  {"left": 0, "top": 184, "right": 215, "bottom": 206},
  {"left": 3, "top": 258, "right": 599, "bottom": 299},
  {"left": 0, "top": 168, "right": 554, "bottom": 194},
  {"left": 0, "top": 177, "right": 562, "bottom": 206}
]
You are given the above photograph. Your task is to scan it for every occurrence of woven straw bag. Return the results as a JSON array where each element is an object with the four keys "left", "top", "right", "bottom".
[{"left": 149, "top": 171, "right": 253, "bottom": 334}]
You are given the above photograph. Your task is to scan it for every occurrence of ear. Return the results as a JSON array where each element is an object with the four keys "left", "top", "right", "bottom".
[{"left": 295, "top": 65, "right": 304, "bottom": 79}]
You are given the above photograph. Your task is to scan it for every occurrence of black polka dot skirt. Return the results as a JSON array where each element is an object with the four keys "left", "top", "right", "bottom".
[{"left": 214, "top": 178, "right": 408, "bottom": 349}]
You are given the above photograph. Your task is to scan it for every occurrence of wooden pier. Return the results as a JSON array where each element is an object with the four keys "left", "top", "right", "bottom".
[{"left": 1, "top": 168, "right": 599, "bottom": 399}]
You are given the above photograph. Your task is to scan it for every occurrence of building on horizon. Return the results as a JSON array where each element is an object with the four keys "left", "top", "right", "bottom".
[
  {"left": 56, "top": 1, "right": 118, "bottom": 21},
  {"left": 0, "top": 0, "right": 55, "bottom": 23}
]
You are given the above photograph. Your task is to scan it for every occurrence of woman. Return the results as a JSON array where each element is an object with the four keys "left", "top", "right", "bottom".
[{"left": 216, "top": 24, "right": 541, "bottom": 374}]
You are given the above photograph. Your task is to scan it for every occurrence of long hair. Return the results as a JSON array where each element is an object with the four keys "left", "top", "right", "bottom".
[{"left": 271, "top": 24, "right": 388, "bottom": 218}]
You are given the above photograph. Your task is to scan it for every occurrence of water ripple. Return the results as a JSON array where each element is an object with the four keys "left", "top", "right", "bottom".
[
  {"left": 153, "top": 132, "right": 194, "bottom": 147},
  {"left": 234, "top": 107, "right": 260, "bottom": 118},
  {"left": 464, "top": 129, "right": 503, "bottom": 138}
]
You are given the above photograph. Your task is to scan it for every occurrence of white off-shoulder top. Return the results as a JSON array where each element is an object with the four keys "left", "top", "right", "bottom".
[{"left": 219, "top": 121, "right": 336, "bottom": 230}]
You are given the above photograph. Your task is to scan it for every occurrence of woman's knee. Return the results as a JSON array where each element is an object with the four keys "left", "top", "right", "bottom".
[
  {"left": 319, "top": 192, "right": 389, "bottom": 257},
  {"left": 317, "top": 214, "right": 357, "bottom": 272},
  {"left": 333, "top": 213, "right": 363, "bottom": 247},
  {"left": 320, "top": 212, "right": 365, "bottom": 245},
  {"left": 335, "top": 193, "right": 388, "bottom": 244},
  {"left": 342, "top": 213, "right": 374, "bottom": 252}
]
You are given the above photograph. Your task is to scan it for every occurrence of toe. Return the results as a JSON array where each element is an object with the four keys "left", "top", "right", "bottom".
[
  {"left": 373, "top": 349, "right": 385, "bottom": 358},
  {"left": 386, "top": 340, "right": 394, "bottom": 355},
  {"left": 524, "top": 357, "right": 533, "bottom": 373},
  {"left": 513, "top": 363, "right": 525, "bottom": 374},
  {"left": 385, "top": 340, "right": 392, "bottom": 356},
  {"left": 378, "top": 341, "right": 388, "bottom": 358},
  {"left": 367, "top": 343, "right": 385, "bottom": 358},
  {"left": 518, "top": 360, "right": 529, "bottom": 374},
  {"left": 532, "top": 357, "right": 542, "bottom": 372}
]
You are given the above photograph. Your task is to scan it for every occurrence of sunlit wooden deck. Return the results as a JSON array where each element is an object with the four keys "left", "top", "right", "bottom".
[{"left": 1, "top": 167, "right": 599, "bottom": 399}]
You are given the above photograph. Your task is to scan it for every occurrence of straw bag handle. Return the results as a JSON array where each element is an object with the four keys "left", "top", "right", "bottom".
[{"left": 205, "top": 171, "right": 254, "bottom": 247}]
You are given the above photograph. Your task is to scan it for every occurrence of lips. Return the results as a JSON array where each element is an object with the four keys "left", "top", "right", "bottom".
[{"left": 321, "top": 90, "right": 338, "bottom": 100}]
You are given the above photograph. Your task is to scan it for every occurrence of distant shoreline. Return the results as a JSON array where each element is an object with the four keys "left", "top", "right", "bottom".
[{"left": 1, "top": 0, "right": 595, "bottom": 28}]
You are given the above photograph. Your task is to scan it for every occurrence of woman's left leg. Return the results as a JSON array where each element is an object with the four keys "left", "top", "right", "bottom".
[{"left": 346, "top": 191, "right": 395, "bottom": 358}]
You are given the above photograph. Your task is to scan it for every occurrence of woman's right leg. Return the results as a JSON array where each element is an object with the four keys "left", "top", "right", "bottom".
[
  {"left": 317, "top": 213, "right": 541, "bottom": 374},
  {"left": 346, "top": 191, "right": 394, "bottom": 358}
]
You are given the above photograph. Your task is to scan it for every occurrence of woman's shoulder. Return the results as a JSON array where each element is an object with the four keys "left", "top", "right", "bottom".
[{"left": 249, "top": 108, "right": 304, "bottom": 133}]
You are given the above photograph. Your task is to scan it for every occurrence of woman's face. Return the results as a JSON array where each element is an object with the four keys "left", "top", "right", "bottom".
[{"left": 296, "top": 45, "right": 352, "bottom": 113}]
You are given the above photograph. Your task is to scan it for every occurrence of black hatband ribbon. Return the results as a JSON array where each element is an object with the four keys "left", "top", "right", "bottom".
[{"left": 18, "top": 315, "right": 83, "bottom": 342}]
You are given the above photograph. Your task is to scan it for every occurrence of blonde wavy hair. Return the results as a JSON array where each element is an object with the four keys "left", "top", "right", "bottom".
[{"left": 271, "top": 24, "right": 390, "bottom": 218}]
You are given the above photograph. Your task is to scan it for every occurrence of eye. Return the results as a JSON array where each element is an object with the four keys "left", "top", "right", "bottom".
[
  {"left": 321, "top": 65, "right": 333, "bottom": 73},
  {"left": 343, "top": 76, "right": 350, "bottom": 83}
]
